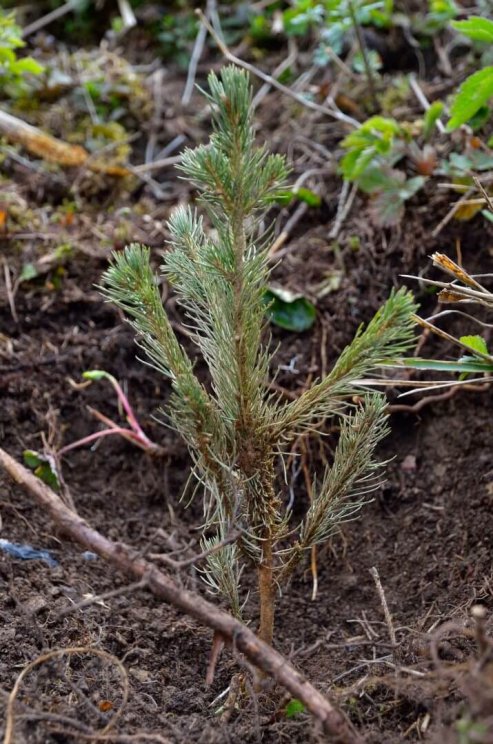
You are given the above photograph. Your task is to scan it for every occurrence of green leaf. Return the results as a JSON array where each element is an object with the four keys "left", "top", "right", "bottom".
[
  {"left": 482, "top": 209, "right": 493, "bottom": 222},
  {"left": 451, "top": 17, "right": 493, "bottom": 44},
  {"left": 459, "top": 335, "right": 489, "bottom": 356},
  {"left": 446, "top": 67, "right": 493, "bottom": 131},
  {"left": 368, "top": 174, "right": 424, "bottom": 226},
  {"left": 400, "top": 357, "right": 493, "bottom": 373},
  {"left": 467, "top": 105, "right": 490, "bottom": 131},
  {"left": 398, "top": 175, "right": 426, "bottom": 200},
  {"left": 423, "top": 101, "right": 444, "bottom": 139},
  {"left": 295, "top": 187, "right": 322, "bottom": 207},
  {"left": 23, "top": 450, "right": 60, "bottom": 491},
  {"left": 370, "top": 189, "right": 405, "bottom": 226},
  {"left": 356, "top": 166, "right": 395, "bottom": 194},
  {"left": 275, "top": 187, "right": 321, "bottom": 208},
  {"left": 340, "top": 117, "right": 402, "bottom": 180},
  {"left": 285, "top": 699, "right": 306, "bottom": 718},
  {"left": 11, "top": 57, "right": 45, "bottom": 76},
  {"left": 264, "top": 288, "right": 316, "bottom": 332},
  {"left": 352, "top": 49, "right": 382, "bottom": 74},
  {"left": 23, "top": 450, "right": 44, "bottom": 469},
  {"left": 82, "top": 369, "right": 112, "bottom": 381},
  {"left": 19, "top": 263, "right": 39, "bottom": 282}
]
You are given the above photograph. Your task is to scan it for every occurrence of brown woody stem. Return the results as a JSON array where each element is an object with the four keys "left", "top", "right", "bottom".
[
  {"left": 0, "top": 446, "right": 362, "bottom": 744},
  {"left": 258, "top": 534, "right": 275, "bottom": 647}
]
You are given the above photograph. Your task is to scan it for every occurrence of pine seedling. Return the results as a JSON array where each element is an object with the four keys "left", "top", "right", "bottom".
[{"left": 101, "top": 66, "right": 417, "bottom": 646}]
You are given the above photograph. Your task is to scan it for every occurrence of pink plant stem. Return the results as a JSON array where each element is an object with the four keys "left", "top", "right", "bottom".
[
  {"left": 59, "top": 427, "right": 146, "bottom": 456},
  {"left": 107, "top": 376, "right": 153, "bottom": 446}
]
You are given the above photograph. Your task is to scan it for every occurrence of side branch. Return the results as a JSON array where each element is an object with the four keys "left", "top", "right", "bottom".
[{"left": 0, "top": 447, "right": 362, "bottom": 744}]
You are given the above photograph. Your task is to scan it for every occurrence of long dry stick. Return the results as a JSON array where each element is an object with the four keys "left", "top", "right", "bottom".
[
  {"left": 0, "top": 447, "right": 362, "bottom": 744},
  {"left": 196, "top": 11, "right": 359, "bottom": 128}
]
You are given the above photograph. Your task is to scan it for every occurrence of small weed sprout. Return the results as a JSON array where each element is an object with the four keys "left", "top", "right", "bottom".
[
  {"left": 0, "top": 10, "right": 44, "bottom": 97},
  {"left": 101, "top": 66, "right": 417, "bottom": 645},
  {"left": 60, "top": 370, "right": 162, "bottom": 456}
]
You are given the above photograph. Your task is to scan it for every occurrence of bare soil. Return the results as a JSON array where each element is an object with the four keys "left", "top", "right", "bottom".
[{"left": 1, "top": 21, "right": 493, "bottom": 744}]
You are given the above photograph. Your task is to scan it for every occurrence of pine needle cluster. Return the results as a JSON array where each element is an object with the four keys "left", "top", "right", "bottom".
[{"left": 101, "top": 66, "right": 417, "bottom": 644}]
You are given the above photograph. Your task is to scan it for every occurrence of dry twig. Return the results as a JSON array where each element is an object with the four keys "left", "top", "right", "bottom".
[
  {"left": 196, "top": 10, "right": 359, "bottom": 128},
  {"left": 4, "top": 646, "right": 129, "bottom": 744},
  {"left": 0, "top": 446, "right": 362, "bottom": 744}
]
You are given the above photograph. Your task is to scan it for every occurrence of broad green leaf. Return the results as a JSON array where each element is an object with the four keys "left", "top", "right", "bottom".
[
  {"left": 340, "top": 146, "right": 377, "bottom": 180},
  {"left": 11, "top": 57, "right": 45, "bottom": 76},
  {"left": 264, "top": 288, "right": 316, "bottom": 332},
  {"left": 467, "top": 105, "right": 490, "bottom": 131},
  {"left": 370, "top": 189, "right": 405, "bottom": 226},
  {"left": 368, "top": 174, "right": 424, "bottom": 226},
  {"left": 23, "top": 450, "right": 60, "bottom": 491},
  {"left": 352, "top": 49, "right": 382, "bottom": 74},
  {"left": 356, "top": 166, "right": 399, "bottom": 194},
  {"left": 398, "top": 175, "right": 426, "bottom": 200},
  {"left": 451, "top": 17, "right": 493, "bottom": 44},
  {"left": 423, "top": 101, "right": 444, "bottom": 139},
  {"left": 459, "top": 335, "right": 489, "bottom": 355},
  {"left": 446, "top": 67, "right": 493, "bottom": 131},
  {"left": 341, "top": 117, "right": 401, "bottom": 180},
  {"left": 285, "top": 699, "right": 306, "bottom": 718}
]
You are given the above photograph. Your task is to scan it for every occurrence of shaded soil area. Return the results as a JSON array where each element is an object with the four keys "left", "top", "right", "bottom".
[{"left": 1, "top": 18, "right": 493, "bottom": 744}]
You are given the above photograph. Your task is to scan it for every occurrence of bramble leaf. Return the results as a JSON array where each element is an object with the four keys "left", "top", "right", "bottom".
[
  {"left": 446, "top": 67, "right": 493, "bottom": 131},
  {"left": 459, "top": 335, "right": 489, "bottom": 356},
  {"left": 340, "top": 116, "right": 402, "bottom": 180},
  {"left": 451, "top": 16, "right": 493, "bottom": 44}
]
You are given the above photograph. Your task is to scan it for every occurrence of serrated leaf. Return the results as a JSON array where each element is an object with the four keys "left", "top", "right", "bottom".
[
  {"left": 340, "top": 116, "right": 402, "bottom": 180},
  {"left": 369, "top": 190, "right": 405, "bottom": 226},
  {"left": 446, "top": 67, "right": 493, "bottom": 131},
  {"left": 367, "top": 172, "right": 424, "bottom": 227},
  {"left": 459, "top": 334, "right": 489, "bottom": 356},
  {"left": 285, "top": 699, "right": 306, "bottom": 718},
  {"left": 264, "top": 288, "right": 316, "bottom": 332},
  {"left": 451, "top": 17, "right": 493, "bottom": 44},
  {"left": 356, "top": 166, "right": 401, "bottom": 194},
  {"left": 398, "top": 175, "right": 426, "bottom": 200}
]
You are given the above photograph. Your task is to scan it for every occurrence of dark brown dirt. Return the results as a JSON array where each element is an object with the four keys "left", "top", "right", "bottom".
[{"left": 1, "top": 28, "right": 493, "bottom": 744}]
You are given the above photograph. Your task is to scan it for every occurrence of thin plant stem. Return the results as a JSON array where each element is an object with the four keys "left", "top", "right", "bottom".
[{"left": 347, "top": 0, "right": 378, "bottom": 111}]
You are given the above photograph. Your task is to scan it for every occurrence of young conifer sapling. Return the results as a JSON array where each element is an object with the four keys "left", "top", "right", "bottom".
[{"left": 101, "top": 66, "right": 417, "bottom": 647}]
